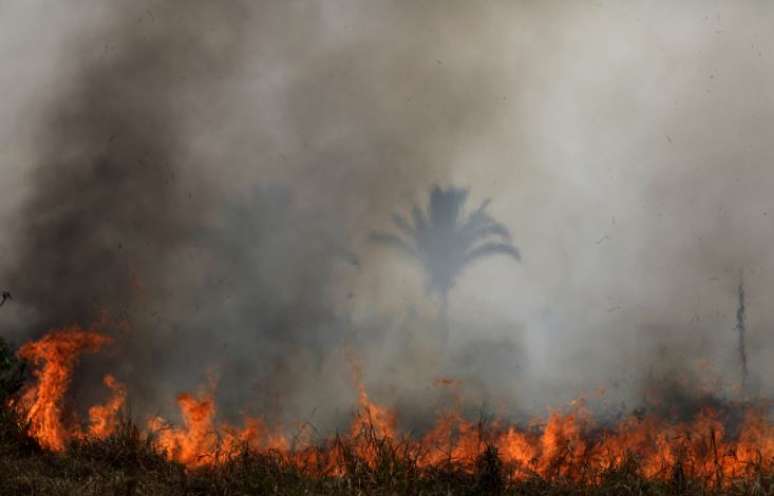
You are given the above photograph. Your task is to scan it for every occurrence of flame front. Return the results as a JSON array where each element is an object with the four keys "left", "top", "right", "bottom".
[{"left": 10, "top": 329, "right": 774, "bottom": 486}]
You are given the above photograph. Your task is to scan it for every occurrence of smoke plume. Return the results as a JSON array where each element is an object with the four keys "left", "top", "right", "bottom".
[{"left": 1, "top": 1, "right": 774, "bottom": 430}]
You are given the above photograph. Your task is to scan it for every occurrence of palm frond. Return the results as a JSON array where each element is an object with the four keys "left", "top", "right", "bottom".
[
  {"left": 457, "top": 201, "right": 512, "bottom": 254},
  {"left": 391, "top": 213, "right": 415, "bottom": 239},
  {"left": 369, "top": 232, "right": 417, "bottom": 259},
  {"left": 411, "top": 206, "right": 428, "bottom": 246},
  {"left": 468, "top": 223, "right": 512, "bottom": 242},
  {"left": 463, "top": 242, "right": 521, "bottom": 266},
  {"left": 467, "top": 198, "right": 492, "bottom": 222},
  {"left": 459, "top": 200, "right": 511, "bottom": 239}
]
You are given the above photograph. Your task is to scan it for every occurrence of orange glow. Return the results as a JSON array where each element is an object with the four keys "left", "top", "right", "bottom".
[
  {"left": 14, "top": 327, "right": 114, "bottom": 451},
  {"left": 10, "top": 329, "right": 774, "bottom": 485},
  {"left": 148, "top": 392, "right": 220, "bottom": 467},
  {"left": 148, "top": 389, "right": 292, "bottom": 468},
  {"left": 84, "top": 374, "right": 126, "bottom": 440}
]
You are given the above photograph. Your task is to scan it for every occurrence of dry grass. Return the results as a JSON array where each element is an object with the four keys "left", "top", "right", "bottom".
[
  {"left": 1, "top": 337, "right": 771, "bottom": 494},
  {"left": 0, "top": 408, "right": 772, "bottom": 496}
]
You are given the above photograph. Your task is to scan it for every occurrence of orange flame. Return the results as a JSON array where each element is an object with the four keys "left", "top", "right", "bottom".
[
  {"left": 149, "top": 392, "right": 219, "bottom": 467},
  {"left": 84, "top": 374, "right": 127, "bottom": 439},
  {"left": 14, "top": 327, "right": 118, "bottom": 451},
  {"left": 148, "top": 389, "right": 291, "bottom": 468},
  {"left": 10, "top": 329, "right": 774, "bottom": 486}
]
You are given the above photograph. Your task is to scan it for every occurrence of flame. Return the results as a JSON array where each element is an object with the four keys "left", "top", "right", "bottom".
[
  {"left": 148, "top": 390, "right": 291, "bottom": 468},
  {"left": 14, "top": 327, "right": 118, "bottom": 451},
  {"left": 149, "top": 392, "right": 219, "bottom": 467},
  {"left": 9, "top": 329, "right": 774, "bottom": 486},
  {"left": 84, "top": 374, "right": 127, "bottom": 439}
]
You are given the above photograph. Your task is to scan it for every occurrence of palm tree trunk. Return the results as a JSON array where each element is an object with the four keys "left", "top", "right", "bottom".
[
  {"left": 736, "top": 272, "right": 749, "bottom": 398},
  {"left": 439, "top": 292, "right": 450, "bottom": 348}
]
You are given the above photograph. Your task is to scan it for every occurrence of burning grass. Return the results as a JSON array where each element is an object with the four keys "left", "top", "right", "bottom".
[{"left": 1, "top": 328, "right": 773, "bottom": 495}]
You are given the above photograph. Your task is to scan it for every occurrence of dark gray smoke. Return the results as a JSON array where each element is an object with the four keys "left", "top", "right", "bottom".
[
  {"left": 0, "top": 2, "right": 254, "bottom": 413},
  {"left": 0, "top": 1, "right": 517, "bottom": 428},
  {"left": 2, "top": 1, "right": 774, "bottom": 432},
  {"left": 4, "top": 3, "right": 246, "bottom": 332}
]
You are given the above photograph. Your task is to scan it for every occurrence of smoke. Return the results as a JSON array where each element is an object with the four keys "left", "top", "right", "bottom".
[
  {"left": 1, "top": 1, "right": 774, "bottom": 431},
  {"left": 440, "top": 1, "right": 774, "bottom": 413},
  {"left": 0, "top": 1, "right": 519, "bottom": 428}
]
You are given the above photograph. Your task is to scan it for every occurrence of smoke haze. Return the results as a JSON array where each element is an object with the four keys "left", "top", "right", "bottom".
[{"left": 1, "top": 1, "right": 774, "bottom": 430}]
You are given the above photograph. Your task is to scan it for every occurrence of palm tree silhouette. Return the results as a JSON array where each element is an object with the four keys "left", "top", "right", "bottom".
[{"left": 371, "top": 186, "right": 520, "bottom": 343}]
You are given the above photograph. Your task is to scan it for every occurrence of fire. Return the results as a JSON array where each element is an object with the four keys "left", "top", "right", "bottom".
[
  {"left": 148, "top": 392, "right": 220, "bottom": 467},
  {"left": 13, "top": 327, "right": 121, "bottom": 451},
  {"left": 9, "top": 329, "right": 774, "bottom": 486},
  {"left": 84, "top": 374, "right": 126, "bottom": 439},
  {"left": 148, "top": 390, "right": 290, "bottom": 468},
  {"left": 353, "top": 377, "right": 396, "bottom": 441}
]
